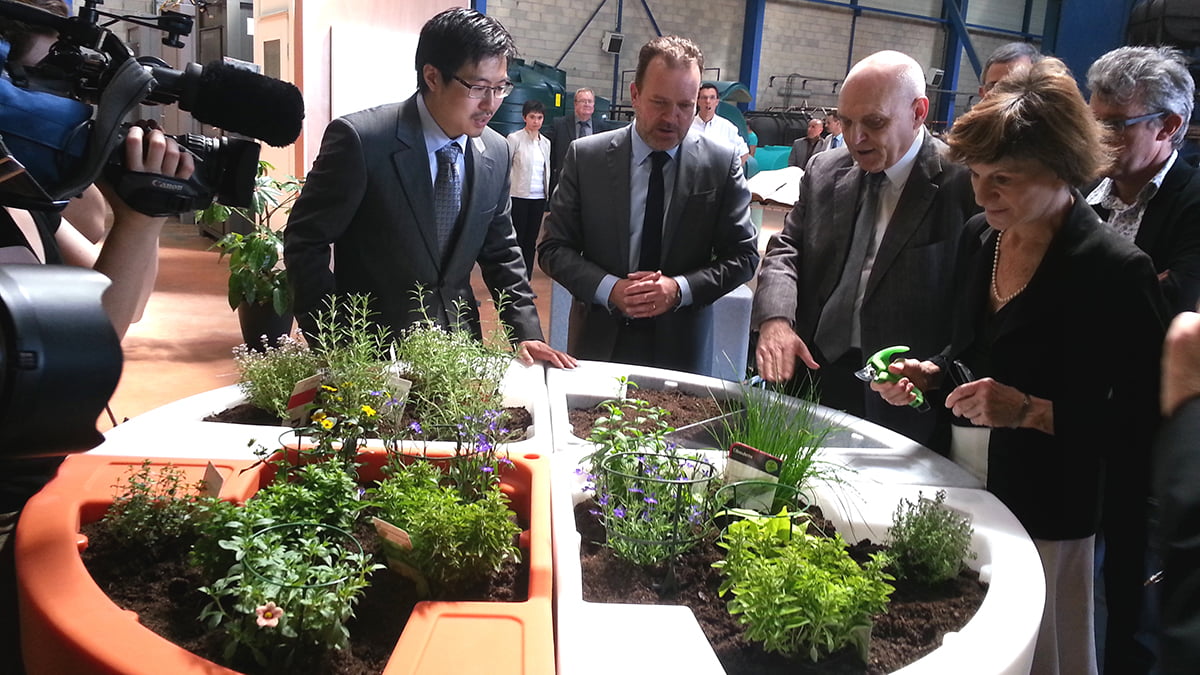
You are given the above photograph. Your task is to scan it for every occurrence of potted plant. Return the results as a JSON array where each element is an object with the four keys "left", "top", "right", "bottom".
[{"left": 205, "top": 161, "right": 303, "bottom": 350}]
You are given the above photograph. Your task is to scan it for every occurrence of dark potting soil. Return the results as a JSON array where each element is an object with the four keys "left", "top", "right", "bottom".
[
  {"left": 203, "top": 404, "right": 535, "bottom": 441},
  {"left": 79, "top": 516, "right": 527, "bottom": 675},
  {"left": 575, "top": 502, "right": 986, "bottom": 675},
  {"left": 568, "top": 386, "right": 726, "bottom": 438}
]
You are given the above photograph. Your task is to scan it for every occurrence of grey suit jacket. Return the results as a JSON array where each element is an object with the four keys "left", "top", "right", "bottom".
[
  {"left": 538, "top": 126, "right": 760, "bottom": 372},
  {"left": 754, "top": 132, "right": 978, "bottom": 365},
  {"left": 283, "top": 96, "right": 542, "bottom": 343}
]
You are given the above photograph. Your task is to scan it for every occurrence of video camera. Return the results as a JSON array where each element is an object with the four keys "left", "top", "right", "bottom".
[{"left": 0, "top": 0, "right": 305, "bottom": 215}]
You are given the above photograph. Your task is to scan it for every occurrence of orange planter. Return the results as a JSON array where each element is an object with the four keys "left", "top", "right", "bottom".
[{"left": 16, "top": 450, "right": 553, "bottom": 675}]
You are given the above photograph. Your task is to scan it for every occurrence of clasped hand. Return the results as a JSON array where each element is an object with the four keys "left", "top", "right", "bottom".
[{"left": 610, "top": 270, "right": 679, "bottom": 319}]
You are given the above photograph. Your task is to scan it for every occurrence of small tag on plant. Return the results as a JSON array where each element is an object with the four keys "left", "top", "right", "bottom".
[
  {"left": 201, "top": 461, "right": 224, "bottom": 497},
  {"left": 724, "top": 442, "right": 782, "bottom": 512},
  {"left": 385, "top": 372, "right": 412, "bottom": 425},
  {"left": 372, "top": 516, "right": 413, "bottom": 550},
  {"left": 286, "top": 373, "right": 323, "bottom": 427},
  {"left": 373, "top": 516, "right": 431, "bottom": 596}
]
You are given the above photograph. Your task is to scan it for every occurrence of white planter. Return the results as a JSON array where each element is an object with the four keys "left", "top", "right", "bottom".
[
  {"left": 547, "top": 362, "right": 1042, "bottom": 675},
  {"left": 95, "top": 360, "right": 549, "bottom": 460},
  {"left": 546, "top": 360, "right": 981, "bottom": 488},
  {"left": 550, "top": 448, "right": 1044, "bottom": 674}
]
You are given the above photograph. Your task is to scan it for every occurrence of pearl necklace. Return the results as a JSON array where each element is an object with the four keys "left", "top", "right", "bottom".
[{"left": 991, "top": 230, "right": 1029, "bottom": 305}]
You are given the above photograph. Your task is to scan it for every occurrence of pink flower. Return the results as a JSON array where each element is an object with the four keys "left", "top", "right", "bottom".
[{"left": 256, "top": 601, "right": 284, "bottom": 628}]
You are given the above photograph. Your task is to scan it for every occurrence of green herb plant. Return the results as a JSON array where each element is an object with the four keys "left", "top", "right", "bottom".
[
  {"left": 719, "top": 381, "right": 841, "bottom": 508},
  {"left": 714, "top": 510, "right": 894, "bottom": 663},
  {"left": 392, "top": 291, "right": 514, "bottom": 434},
  {"left": 198, "top": 521, "right": 380, "bottom": 668},
  {"left": 369, "top": 456, "right": 521, "bottom": 598},
  {"left": 103, "top": 460, "right": 207, "bottom": 557},
  {"left": 582, "top": 379, "right": 717, "bottom": 565},
  {"left": 232, "top": 334, "right": 321, "bottom": 421},
  {"left": 886, "top": 489, "right": 976, "bottom": 585},
  {"left": 195, "top": 457, "right": 379, "bottom": 666},
  {"left": 295, "top": 295, "right": 402, "bottom": 461}
]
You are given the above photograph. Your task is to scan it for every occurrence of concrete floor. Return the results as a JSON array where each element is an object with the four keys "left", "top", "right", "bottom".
[{"left": 101, "top": 207, "right": 785, "bottom": 429}]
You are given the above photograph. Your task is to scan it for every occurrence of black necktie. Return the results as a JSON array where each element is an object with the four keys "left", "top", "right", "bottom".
[
  {"left": 638, "top": 151, "right": 669, "bottom": 271},
  {"left": 578, "top": 120, "right": 590, "bottom": 137}
]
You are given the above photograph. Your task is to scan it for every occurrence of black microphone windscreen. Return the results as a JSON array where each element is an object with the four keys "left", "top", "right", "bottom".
[{"left": 187, "top": 62, "right": 304, "bottom": 147}]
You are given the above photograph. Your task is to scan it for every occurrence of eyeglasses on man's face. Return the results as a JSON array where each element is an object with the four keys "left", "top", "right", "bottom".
[
  {"left": 1097, "top": 111, "right": 1166, "bottom": 134},
  {"left": 452, "top": 75, "right": 514, "bottom": 99}
]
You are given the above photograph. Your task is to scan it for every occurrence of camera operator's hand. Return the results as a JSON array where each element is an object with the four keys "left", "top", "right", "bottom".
[{"left": 59, "top": 123, "right": 196, "bottom": 338}]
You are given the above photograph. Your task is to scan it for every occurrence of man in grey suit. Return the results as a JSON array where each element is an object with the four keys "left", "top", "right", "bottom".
[
  {"left": 788, "top": 118, "right": 825, "bottom": 168},
  {"left": 753, "top": 50, "right": 977, "bottom": 449},
  {"left": 283, "top": 8, "right": 573, "bottom": 368},
  {"left": 549, "top": 87, "right": 608, "bottom": 193},
  {"left": 538, "top": 36, "right": 759, "bottom": 374}
]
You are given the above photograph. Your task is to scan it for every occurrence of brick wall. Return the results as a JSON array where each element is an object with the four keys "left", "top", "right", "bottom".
[{"left": 490, "top": 0, "right": 1046, "bottom": 116}]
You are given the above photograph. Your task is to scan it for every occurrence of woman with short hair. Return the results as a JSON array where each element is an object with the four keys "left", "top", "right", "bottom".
[
  {"left": 872, "top": 57, "right": 1167, "bottom": 675},
  {"left": 506, "top": 99, "right": 550, "bottom": 279}
]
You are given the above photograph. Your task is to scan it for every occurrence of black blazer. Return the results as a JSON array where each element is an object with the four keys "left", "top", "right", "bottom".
[
  {"left": 1089, "top": 158, "right": 1200, "bottom": 314},
  {"left": 943, "top": 194, "right": 1166, "bottom": 540},
  {"left": 284, "top": 96, "right": 542, "bottom": 343},
  {"left": 1154, "top": 397, "right": 1200, "bottom": 675}
]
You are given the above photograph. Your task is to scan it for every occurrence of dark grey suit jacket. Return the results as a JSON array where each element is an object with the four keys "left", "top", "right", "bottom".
[
  {"left": 550, "top": 113, "right": 609, "bottom": 192},
  {"left": 1090, "top": 157, "right": 1200, "bottom": 315},
  {"left": 283, "top": 96, "right": 542, "bottom": 342},
  {"left": 754, "top": 132, "right": 977, "bottom": 363},
  {"left": 538, "top": 126, "right": 760, "bottom": 373}
]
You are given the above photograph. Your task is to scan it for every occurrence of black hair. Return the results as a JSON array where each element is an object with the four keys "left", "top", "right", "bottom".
[
  {"left": 521, "top": 99, "right": 545, "bottom": 116},
  {"left": 415, "top": 8, "right": 517, "bottom": 94}
]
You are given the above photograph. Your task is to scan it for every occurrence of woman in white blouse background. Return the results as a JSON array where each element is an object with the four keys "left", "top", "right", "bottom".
[{"left": 506, "top": 99, "right": 551, "bottom": 279}]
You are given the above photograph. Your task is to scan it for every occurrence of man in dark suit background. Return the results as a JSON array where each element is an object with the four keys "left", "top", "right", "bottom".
[
  {"left": 283, "top": 8, "right": 572, "bottom": 368},
  {"left": 549, "top": 87, "right": 608, "bottom": 194},
  {"left": 538, "top": 36, "right": 759, "bottom": 374},
  {"left": 1085, "top": 44, "right": 1200, "bottom": 675},
  {"left": 753, "top": 50, "right": 977, "bottom": 450}
]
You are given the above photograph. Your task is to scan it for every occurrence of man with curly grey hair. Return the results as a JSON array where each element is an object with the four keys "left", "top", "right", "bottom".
[{"left": 1086, "top": 44, "right": 1200, "bottom": 675}]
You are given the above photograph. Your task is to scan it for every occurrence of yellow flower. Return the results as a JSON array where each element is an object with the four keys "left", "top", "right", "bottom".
[
  {"left": 361, "top": 405, "right": 377, "bottom": 417},
  {"left": 311, "top": 412, "right": 327, "bottom": 422},
  {"left": 319, "top": 418, "right": 335, "bottom": 430}
]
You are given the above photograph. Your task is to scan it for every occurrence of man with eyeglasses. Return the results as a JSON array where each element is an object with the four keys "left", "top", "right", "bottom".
[
  {"left": 1086, "top": 44, "right": 1200, "bottom": 675},
  {"left": 549, "top": 87, "right": 609, "bottom": 194},
  {"left": 284, "top": 8, "right": 574, "bottom": 369},
  {"left": 1087, "top": 46, "right": 1200, "bottom": 316}
]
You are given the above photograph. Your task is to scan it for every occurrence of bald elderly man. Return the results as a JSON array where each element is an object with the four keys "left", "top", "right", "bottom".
[{"left": 753, "top": 50, "right": 978, "bottom": 450}]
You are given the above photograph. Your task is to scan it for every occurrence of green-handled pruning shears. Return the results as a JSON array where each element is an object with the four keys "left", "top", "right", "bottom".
[{"left": 854, "top": 345, "right": 930, "bottom": 412}]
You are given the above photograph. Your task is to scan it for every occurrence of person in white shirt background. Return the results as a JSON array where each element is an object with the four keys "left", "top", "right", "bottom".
[
  {"left": 507, "top": 98, "right": 551, "bottom": 279},
  {"left": 691, "top": 82, "right": 749, "bottom": 165}
]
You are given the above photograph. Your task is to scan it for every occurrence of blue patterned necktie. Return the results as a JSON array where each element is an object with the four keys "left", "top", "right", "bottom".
[{"left": 434, "top": 142, "right": 463, "bottom": 253}]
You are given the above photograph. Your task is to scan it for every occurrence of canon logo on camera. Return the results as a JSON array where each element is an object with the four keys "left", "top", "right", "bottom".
[{"left": 151, "top": 178, "right": 186, "bottom": 192}]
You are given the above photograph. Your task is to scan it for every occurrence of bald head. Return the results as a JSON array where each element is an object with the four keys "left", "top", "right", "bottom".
[{"left": 838, "top": 50, "right": 930, "bottom": 172}]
